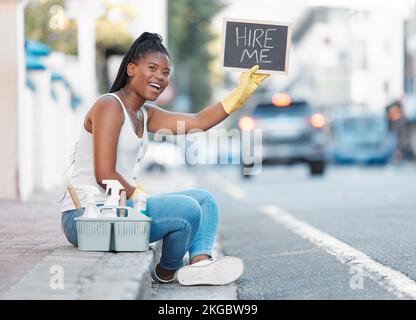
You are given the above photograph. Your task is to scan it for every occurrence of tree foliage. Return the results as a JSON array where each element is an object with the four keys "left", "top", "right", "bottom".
[
  {"left": 24, "top": 0, "right": 136, "bottom": 92},
  {"left": 168, "top": 0, "right": 225, "bottom": 112},
  {"left": 25, "top": 0, "right": 135, "bottom": 54},
  {"left": 24, "top": 0, "right": 226, "bottom": 98},
  {"left": 25, "top": 0, "right": 78, "bottom": 54}
]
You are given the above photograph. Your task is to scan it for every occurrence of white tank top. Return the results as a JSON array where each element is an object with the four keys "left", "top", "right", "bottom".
[{"left": 60, "top": 93, "right": 149, "bottom": 212}]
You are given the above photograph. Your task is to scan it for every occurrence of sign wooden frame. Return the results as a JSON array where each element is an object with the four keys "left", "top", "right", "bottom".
[{"left": 220, "top": 17, "right": 292, "bottom": 75}]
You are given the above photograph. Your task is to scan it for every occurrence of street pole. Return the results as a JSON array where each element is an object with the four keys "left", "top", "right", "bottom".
[{"left": 65, "top": 0, "right": 104, "bottom": 111}]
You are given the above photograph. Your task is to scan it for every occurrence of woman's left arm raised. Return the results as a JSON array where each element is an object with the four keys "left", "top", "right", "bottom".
[
  {"left": 147, "top": 65, "right": 269, "bottom": 134},
  {"left": 146, "top": 102, "right": 228, "bottom": 134}
]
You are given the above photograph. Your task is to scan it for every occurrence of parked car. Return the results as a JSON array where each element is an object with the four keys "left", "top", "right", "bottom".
[
  {"left": 328, "top": 115, "right": 397, "bottom": 165},
  {"left": 142, "top": 140, "right": 185, "bottom": 172},
  {"left": 238, "top": 93, "right": 327, "bottom": 178}
]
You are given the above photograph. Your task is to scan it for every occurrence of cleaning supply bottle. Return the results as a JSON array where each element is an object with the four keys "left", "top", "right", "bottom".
[
  {"left": 101, "top": 179, "right": 124, "bottom": 217},
  {"left": 134, "top": 191, "right": 148, "bottom": 217},
  {"left": 119, "top": 190, "right": 127, "bottom": 217},
  {"left": 78, "top": 185, "right": 100, "bottom": 218}
]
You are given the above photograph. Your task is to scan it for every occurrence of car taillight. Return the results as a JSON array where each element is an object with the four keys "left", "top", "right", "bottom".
[
  {"left": 239, "top": 116, "right": 255, "bottom": 131},
  {"left": 310, "top": 113, "right": 325, "bottom": 128},
  {"left": 272, "top": 93, "right": 291, "bottom": 107}
]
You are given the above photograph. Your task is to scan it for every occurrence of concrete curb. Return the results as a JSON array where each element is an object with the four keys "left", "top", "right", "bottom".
[
  {"left": 1, "top": 170, "right": 219, "bottom": 300},
  {"left": 2, "top": 242, "right": 162, "bottom": 300}
]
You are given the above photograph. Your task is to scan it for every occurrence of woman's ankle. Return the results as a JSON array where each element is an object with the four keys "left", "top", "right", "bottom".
[{"left": 190, "top": 254, "right": 211, "bottom": 265}]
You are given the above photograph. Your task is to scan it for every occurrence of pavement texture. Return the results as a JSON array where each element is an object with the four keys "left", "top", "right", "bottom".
[
  {"left": 193, "top": 164, "right": 415, "bottom": 299},
  {"left": 0, "top": 183, "right": 160, "bottom": 299},
  {"left": 0, "top": 168, "right": 238, "bottom": 300},
  {"left": 0, "top": 191, "right": 66, "bottom": 296}
]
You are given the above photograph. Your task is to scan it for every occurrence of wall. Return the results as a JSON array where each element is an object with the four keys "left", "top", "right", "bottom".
[{"left": 0, "top": 0, "right": 25, "bottom": 200}]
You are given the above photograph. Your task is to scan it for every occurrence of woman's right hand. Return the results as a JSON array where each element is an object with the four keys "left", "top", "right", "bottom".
[
  {"left": 129, "top": 182, "right": 149, "bottom": 200},
  {"left": 221, "top": 65, "right": 270, "bottom": 115}
]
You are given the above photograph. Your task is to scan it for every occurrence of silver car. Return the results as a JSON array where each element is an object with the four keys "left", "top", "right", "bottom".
[{"left": 239, "top": 95, "right": 327, "bottom": 178}]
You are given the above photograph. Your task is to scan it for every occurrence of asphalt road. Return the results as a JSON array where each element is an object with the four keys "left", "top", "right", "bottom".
[{"left": 193, "top": 163, "right": 416, "bottom": 300}]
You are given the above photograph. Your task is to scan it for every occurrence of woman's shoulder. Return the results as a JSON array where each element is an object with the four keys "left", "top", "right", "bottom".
[
  {"left": 89, "top": 94, "right": 125, "bottom": 123},
  {"left": 92, "top": 94, "right": 124, "bottom": 113}
]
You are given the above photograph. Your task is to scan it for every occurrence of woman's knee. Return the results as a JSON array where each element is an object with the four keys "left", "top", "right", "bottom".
[
  {"left": 187, "top": 188, "right": 219, "bottom": 206},
  {"left": 187, "top": 188, "right": 215, "bottom": 200},
  {"left": 180, "top": 197, "right": 202, "bottom": 228},
  {"left": 202, "top": 190, "right": 218, "bottom": 206},
  {"left": 199, "top": 190, "right": 219, "bottom": 218}
]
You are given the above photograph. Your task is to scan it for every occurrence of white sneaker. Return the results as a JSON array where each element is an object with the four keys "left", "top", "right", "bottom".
[{"left": 177, "top": 256, "right": 244, "bottom": 286}]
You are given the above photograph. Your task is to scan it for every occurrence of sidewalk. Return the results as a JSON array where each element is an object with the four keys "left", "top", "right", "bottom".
[
  {"left": 0, "top": 179, "right": 161, "bottom": 299},
  {"left": 0, "top": 168, "right": 237, "bottom": 299},
  {"left": 0, "top": 190, "right": 66, "bottom": 296}
]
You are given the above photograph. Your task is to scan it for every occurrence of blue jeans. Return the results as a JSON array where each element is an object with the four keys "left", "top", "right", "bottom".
[{"left": 61, "top": 188, "right": 218, "bottom": 270}]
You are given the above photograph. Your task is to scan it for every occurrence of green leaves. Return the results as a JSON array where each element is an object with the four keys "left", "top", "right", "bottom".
[{"left": 168, "top": 0, "right": 225, "bottom": 111}]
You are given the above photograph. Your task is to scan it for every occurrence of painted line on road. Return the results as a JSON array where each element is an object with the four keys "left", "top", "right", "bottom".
[
  {"left": 205, "top": 171, "right": 416, "bottom": 299},
  {"left": 205, "top": 172, "right": 246, "bottom": 200},
  {"left": 261, "top": 204, "right": 416, "bottom": 300}
]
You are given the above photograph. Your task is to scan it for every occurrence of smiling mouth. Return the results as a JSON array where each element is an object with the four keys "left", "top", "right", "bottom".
[{"left": 148, "top": 82, "right": 161, "bottom": 92}]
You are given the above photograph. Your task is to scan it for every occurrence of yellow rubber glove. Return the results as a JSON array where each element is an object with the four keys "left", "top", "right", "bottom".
[
  {"left": 129, "top": 182, "right": 149, "bottom": 200},
  {"left": 221, "top": 65, "right": 270, "bottom": 115}
]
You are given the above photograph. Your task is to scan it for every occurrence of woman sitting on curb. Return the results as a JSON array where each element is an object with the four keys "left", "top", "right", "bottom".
[{"left": 60, "top": 32, "right": 269, "bottom": 285}]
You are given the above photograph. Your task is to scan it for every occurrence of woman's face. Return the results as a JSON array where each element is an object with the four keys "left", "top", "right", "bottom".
[{"left": 127, "top": 51, "right": 171, "bottom": 101}]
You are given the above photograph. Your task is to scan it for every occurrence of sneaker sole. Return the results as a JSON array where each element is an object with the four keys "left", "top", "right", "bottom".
[{"left": 177, "top": 256, "right": 244, "bottom": 286}]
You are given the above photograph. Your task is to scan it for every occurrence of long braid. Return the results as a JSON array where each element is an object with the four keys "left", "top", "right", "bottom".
[
  {"left": 109, "top": 51, "right": 133, "bottom": 92},
  {"left": 109, "top": 32, "right": 170, "bottom": 93}
]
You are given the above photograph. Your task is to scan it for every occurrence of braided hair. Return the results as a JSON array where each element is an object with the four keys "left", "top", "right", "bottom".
[{"left": 109, "top": 32, "right": 170, "bottom": 93}]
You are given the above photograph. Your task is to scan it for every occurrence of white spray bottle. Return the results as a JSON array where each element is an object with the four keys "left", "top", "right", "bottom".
[
  {"left": 78, "top": 185, "right": 101, "bottom": 218},
  {"left": 102, "top": 179, "right": 124, "bottom": 217},
  {"left": 134, "top": 191, "right": 148, "bottom": 217}
]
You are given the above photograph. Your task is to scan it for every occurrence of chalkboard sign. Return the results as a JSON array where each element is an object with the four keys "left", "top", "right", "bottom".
[{"left": 221, "top": 18, "right": 292, "bottom": 75}]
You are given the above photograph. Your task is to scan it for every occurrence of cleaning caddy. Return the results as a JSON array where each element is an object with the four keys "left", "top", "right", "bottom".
[{"left": 70, "top": 180, "right": 151, "bottom": 252}]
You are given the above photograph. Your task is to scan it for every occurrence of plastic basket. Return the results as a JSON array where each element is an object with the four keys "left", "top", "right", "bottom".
[
  {"left": 113, "top": 220, "right": 151, "bottom": 251},
  {"left": 75, "top": 219, "right": 112, "bottom": 251},
  {"left": 75, "top": 206, "right": 151, "bottom": 252}
]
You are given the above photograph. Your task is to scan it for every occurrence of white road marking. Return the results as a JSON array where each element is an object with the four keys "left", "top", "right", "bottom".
[
  {"left": 205, "top": 170, "right": 416, "bottom": 299},
  {"left": 261, "top": 204, "right": 416, "bottom": 300},
  {"left": 269, "top": 248, "right": 319, "bottom": 258},
  {"left": 205, "top": 172, "right": 246, "bottom": 200}
]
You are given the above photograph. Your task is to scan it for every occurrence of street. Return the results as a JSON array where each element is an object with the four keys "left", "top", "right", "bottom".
[
  {"left": 1, "top": 163, "right": 416, "bottom": 300},
  {"left": 190, "top": 164, "right": 416, "bottom": 299},
  {"left": 3, "top": 0, "right": 416, "bottom": 306}
]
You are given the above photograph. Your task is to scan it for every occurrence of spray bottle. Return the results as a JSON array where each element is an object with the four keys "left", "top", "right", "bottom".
[
  {"left": 134, "top": 191, "right": 148, "bottom": 217},
  {"left": 102, "top": 180, "right": 124, "bottom": 217},
  {"left": 78, "top": 185, "right": 101, "bottom": 218}
]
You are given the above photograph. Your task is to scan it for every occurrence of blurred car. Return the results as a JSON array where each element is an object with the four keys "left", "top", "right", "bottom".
[
  {"left": 328, "top": 115, "right": 397, "bottom": 165},
  {"left": 238, "top": 93, "right": 327, "bottom": 178},
  {"left": 142, "top": 140, "right": 185, "bottom": 172}
]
